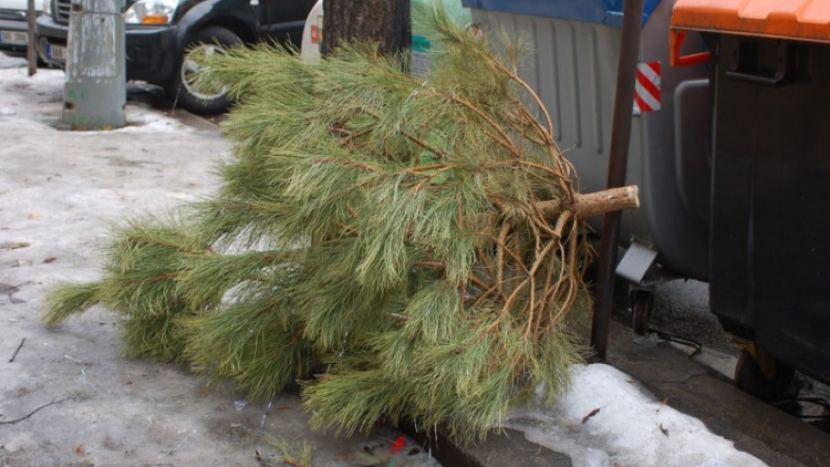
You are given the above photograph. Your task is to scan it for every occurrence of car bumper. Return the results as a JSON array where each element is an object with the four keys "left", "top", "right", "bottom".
[
  {"left": 0, "top": 18, "right": 30, "bottom": 56},
  {"left": 36, "top": 15, "right": 178, "bottom": 84}
]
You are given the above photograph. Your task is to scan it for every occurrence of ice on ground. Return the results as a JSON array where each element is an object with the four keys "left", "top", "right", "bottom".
[
  {"left": 0, "top": 61, "right": 189, "bottom": 133},
  {"left": 508, "top": 364, "right": 768, "bottom": 467},
  {"left": 0, "top": 53, "right": 442, "bottom": 467}
]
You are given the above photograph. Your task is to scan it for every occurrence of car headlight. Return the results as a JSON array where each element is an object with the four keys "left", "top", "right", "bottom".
[
  {"left": 42, "top": 0, "right": 51, "bottom": 16},
  {"left": 124, "top": 0, "right": 181, "bottom": 25}
]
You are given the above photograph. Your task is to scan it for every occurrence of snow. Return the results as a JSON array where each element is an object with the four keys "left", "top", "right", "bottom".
[
  {"left": 120, "top": 106, "right": 192, "bottom": 133},
  {"left": 0, "top": 60, "right": 189, "bottom": 133},
  {"left": 509, "top": 364, "right": 768, "bottom": 467},
  {"left": 0, "top": 53, "right": 770, "bottom": 467},
  {"left": 0, "top": 57, "right": 222, "bottom": 289}
]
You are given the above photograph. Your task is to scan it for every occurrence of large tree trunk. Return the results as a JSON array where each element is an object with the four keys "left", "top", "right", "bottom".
[{"left": 321, "top": 0, "right": 410, "bottom": 56}]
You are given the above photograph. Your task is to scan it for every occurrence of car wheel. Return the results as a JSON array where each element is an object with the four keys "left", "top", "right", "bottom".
[{"left": 165, "top": 26, "right": 242, "bottom": 115}]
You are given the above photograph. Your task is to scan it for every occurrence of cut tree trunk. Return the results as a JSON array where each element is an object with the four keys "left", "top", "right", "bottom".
[
  {"left": 321, "top": 0, "right": 410, "bottom": 57},
  {"left": 537, "top": 185, "right": 640, "bottom": 219},
  {"left": 572, "top": 185, "right": 640, "bottom": 219}
]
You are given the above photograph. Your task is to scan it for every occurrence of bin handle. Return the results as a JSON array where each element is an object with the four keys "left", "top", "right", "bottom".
[
  {"left": 726, "top": 41, "right": 789, "bottom": 86},
  {"left": 725, "top": 69, "right": 785, "bottom": 86}
]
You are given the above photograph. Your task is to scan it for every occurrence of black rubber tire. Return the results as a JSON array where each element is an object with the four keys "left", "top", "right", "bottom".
[
  {"left": 164, "top": 26, "right": 242, "bottom": 115},
  {"left": 631, "top": 290, "right": 654, "bottom": 335},
  {"left": 734, "top": 350, "right": 794, "bottom": 402}
]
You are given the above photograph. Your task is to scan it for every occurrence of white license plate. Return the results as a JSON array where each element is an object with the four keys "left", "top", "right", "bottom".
[
  {"left": 47, "top": 44, "right": 66, "bottom": 60},
  {"left": 0, "top": 30, "right": 28, "bottom": 45}
]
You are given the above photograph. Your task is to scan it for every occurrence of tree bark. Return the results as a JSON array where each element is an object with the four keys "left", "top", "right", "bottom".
[
  {"left": 572, "top": 185, "right": 640, "bottom": 219},
  {"left": 536, "top": 185, "right": 640, "bottom": 219},
  {"left": 321, "top": 0, "right": 410, "bottom": 57}
]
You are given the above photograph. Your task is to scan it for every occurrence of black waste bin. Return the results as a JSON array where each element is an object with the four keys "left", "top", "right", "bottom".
[
  {"left": 672, "top": 0, "right": 830, "bottom": 400},
  {"left": 710, "top": 35, "right": 830, "bottom": 395}
]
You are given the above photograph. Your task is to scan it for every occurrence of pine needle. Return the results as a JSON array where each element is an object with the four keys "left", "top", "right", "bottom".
[{"left": 43, "top": 282, "right": 102, "bottom": 327}]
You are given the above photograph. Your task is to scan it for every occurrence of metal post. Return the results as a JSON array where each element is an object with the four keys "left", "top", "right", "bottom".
[
  {"left": 62, "top": 0, "right": 126, "bottom": 130},
  {"left": 590, "top": 0, "right": 646, "bottom": 361},
  {"left": 26, "top": 0, "right": 37, "bottom": 76}
]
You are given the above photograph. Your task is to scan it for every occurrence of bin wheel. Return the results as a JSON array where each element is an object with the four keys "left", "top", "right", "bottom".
[
  {"left": 631, "top": 290, "right": 654, "bottom": 335},
  {"left": 734, "top": 350, "right": 794, "bottom": 402}
]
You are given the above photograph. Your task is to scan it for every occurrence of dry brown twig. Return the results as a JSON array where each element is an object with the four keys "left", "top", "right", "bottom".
[
  {"left": 0, "top": 397, "right": 69, "bottom": 425},
  {"left": 8, "top": 337, "right": 25, "bottom": 363}
]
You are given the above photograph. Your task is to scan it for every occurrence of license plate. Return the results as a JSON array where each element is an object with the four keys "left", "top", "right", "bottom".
[
  {"left": 0, "top": 30, "right": 28, "bottom": 45},
  {"left": 47, "top": 44, "right": 66, "bottom": 60}
]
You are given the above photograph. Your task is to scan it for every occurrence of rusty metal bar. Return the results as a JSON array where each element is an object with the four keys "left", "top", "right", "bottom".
[
  {"left": 590, "top": 0, "right": 646, "bottom": 361},
  {"left": 27, "top": 0, "right": 36, "bottom": 76}
]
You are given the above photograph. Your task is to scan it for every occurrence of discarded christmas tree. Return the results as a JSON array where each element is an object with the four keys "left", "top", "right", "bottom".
[{"left": 44, "top": 6, "right": 638, "bottom": 443}]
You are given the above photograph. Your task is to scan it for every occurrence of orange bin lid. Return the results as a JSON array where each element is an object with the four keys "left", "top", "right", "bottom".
[{"left": 671, "top": 0, "right": 830, "bottom": 43}]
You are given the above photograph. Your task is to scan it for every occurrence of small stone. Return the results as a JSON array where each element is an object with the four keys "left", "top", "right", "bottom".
[{"left": 0, "top": 242, "right": 30, "bottom": 250}]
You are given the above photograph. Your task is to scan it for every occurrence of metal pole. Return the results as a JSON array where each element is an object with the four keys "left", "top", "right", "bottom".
[
  {"left": 590, "top": 0, "right": 646, "bottom": 361},
  {"left": 62, "top": 0, "right": 126, "bottom": 130},
  {"left": 26, "top": 0, "right": 36, "bottom": 76}
]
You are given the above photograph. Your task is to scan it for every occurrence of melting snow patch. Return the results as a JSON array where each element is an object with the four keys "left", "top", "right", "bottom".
[
  {"left": 122, "top": 106, "right": 189, "bottom": 133},
  {"left": 0, "top": 60, "right": 187, "bottom": 134},
  {"left": 508, "top": 364, "right": 768, "bottom": 467}
]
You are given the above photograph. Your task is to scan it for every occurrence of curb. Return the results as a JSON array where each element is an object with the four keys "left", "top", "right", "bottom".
[
  {"left": 403, "top": 321, "right": 830, "bottom": 467},
  {"left": 402, "top": 425, "right": 573, "bottom": 467},
  {"left": 607, "top": 320, "right": 829, "bottom": 467}
]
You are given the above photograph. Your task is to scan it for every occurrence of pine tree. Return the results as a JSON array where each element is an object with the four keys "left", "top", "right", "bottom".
[{"left": 44, "top": 5, "right": 637, "bottom": 443}]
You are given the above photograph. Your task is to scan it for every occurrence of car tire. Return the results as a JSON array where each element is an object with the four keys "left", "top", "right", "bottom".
[{"left": 165, "top": 26, "right": 242, "bottom": 115}]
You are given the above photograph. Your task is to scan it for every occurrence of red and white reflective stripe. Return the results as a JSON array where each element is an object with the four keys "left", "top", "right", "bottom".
[{"left": 634, "top": 61, "right": 661, "bottom": 113}]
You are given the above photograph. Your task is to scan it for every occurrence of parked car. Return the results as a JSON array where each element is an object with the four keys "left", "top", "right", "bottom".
[
  {"left": 0, "top": 0, "right": 39, "bottom": 57},
  {"left": 36, "top": 0, "right": 316, "bottom": 114}
]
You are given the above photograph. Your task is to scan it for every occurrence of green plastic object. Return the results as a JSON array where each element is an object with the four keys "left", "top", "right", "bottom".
[{"left": 411, "top": 0, "right": 471, "bottom": 76}]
